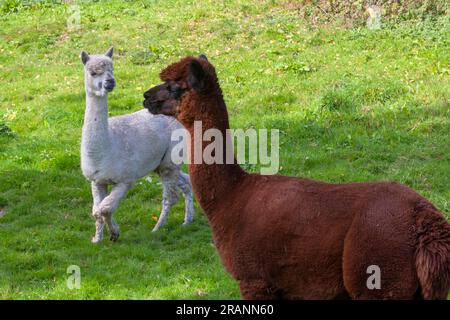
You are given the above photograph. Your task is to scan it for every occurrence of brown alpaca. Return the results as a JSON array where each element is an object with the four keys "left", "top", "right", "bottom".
[{"left": 143, "top": 55, "right": 450, "bottom": 300}]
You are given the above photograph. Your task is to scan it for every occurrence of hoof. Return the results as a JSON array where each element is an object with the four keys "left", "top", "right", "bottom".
[
  {"left": 110, "top": 232, "right": 120, "bottom": 242},
  {"left": 151, "top": 227, "right": 159, "bottom": 232},
  {"left": 91, "top": 236, "right": 102, "bottom": 244}
]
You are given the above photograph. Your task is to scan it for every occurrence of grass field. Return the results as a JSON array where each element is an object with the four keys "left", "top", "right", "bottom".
[{"left": 0, "top": 0, "right": 449, "bottom": 299}]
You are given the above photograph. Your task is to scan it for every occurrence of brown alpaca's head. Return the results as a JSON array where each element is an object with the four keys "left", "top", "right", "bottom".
[{"left": 143, "top": 54, "right": 221, "bottom": 127}]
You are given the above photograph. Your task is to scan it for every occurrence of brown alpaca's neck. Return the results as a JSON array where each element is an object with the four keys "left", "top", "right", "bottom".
[{"left": 184, "top": 93, "right": 247, "bottom": 214}]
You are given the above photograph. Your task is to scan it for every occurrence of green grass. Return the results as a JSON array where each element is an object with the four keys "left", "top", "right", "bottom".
[{"left": 0, "top": 0, "right": 449, "bottom": 299}]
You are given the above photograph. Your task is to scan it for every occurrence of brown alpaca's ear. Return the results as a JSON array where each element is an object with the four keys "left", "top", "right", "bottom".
[{"left": 188, "top": 60, "right": 205, "bottom": 92}]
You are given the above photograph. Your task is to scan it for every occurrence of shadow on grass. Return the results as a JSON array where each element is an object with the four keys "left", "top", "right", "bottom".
[{"left": 0, "top": 167, "right": 239, "bottom": 299}]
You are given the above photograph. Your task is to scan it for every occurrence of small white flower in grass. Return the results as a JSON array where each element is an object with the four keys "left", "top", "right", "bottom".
[
  {"left": 3, "top": 109, "right": 16, "bottom": 121},
  {"left": 196, "top": 289, "right": 206, "bottom": 297}
]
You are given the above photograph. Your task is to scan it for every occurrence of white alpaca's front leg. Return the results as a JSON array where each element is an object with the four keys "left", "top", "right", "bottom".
[
  {"left": 91, "top": 182, "right": 108, "bottom": 244},
  {"left": 96, "top": 182, "right": 131, "bottom": 241},
  {"left": 178, "top": 172, "right": 194, "bottom": 225}
]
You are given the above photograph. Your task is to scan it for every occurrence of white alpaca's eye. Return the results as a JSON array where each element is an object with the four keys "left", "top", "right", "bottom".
[{"left": 90, "top": 72, "right": 97, "bottom": 77}]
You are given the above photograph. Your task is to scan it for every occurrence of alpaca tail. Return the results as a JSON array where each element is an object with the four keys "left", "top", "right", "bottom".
[{"left": 414, "top": 200, "right": 450, "bottom": 299}]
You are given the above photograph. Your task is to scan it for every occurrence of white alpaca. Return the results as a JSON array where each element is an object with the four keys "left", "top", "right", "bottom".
[{"left": 80, "top": 47, "right": 194, "bottom": 243}]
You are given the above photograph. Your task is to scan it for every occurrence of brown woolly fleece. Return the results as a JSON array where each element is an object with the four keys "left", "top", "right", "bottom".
[{"left": 143, "top": 56, "right": 450, "bottom": 300}]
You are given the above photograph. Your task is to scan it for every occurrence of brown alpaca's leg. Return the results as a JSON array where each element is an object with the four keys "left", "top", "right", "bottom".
[{"left": 239, "top": 280, "right": 280, "bottom": 300}]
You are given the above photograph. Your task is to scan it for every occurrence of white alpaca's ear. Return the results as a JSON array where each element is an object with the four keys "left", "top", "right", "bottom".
[
  {"left": 105, "top": 47, "right": 114, "bottom": 58},
  {"left": 81, "top": 51, "right": 90, "bottom": 65}
]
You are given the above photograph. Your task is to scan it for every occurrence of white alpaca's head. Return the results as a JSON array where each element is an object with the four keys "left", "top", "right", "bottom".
[{"left": 81, "top": 47, "right": 115, "bottom": 97}]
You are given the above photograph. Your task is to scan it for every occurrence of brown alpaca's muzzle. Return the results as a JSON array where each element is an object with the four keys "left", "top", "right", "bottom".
[{"left": 143, "top": 82, "right": 184, "bottom": 117}]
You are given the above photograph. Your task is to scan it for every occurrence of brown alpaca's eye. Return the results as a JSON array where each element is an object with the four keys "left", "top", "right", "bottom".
[{"left": 168, "top": 83, "right": 182, "bottom": 97}]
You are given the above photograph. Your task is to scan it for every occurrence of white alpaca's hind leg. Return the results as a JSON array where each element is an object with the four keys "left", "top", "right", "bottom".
[
  {"left": 96, "top": 182, "right": 131, "bottom": 242},
  {"left": 152, "top": 168, "right": 179, "bottom": 232},
  {"left": 178, "top": 172, "right": 194, "bottom": 225},
  {"left": 91, "top": 182, "right": 108, "bottom": 244}
]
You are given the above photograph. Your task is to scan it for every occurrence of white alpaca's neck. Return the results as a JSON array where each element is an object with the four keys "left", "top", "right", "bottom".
[{"left": 81, "top": 92, "right": 111, "bottom": 163}]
